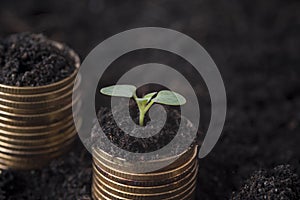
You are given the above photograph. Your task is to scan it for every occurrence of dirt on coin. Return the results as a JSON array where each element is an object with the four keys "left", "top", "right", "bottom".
[{"left": 0, "top": 33, "right": 76, "bottom": 86}]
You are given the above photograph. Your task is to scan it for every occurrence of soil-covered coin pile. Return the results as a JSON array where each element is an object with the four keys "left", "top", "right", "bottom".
[
  {"left": 0, "top": 33, "right": 75, "bottom": 86},
  {"left": 232, "top": 165, "right": 300, "bottom": 200},
  {"left": 91, "top": 99, "right": 198, "bottom": 155},
  {"left": 0, "top": 32, "right": 80, "bottom": 170}
]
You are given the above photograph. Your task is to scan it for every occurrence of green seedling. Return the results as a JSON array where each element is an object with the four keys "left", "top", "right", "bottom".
[{"left": 100, "top": 85, "right": 186, "bottom": 126}]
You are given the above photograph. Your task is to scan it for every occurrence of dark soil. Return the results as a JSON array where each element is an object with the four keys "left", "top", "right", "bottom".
[
  {"left": 0, "top": 32, "right": 75, "bottom": 86},
  {"left": 232, "top": 165, "right": 300, "bottom": 200},
  {"left": 0, "top": 0, "right": 299, "bottom": 200},
  {"left": 0, "top": 140, "right": 92, "bottom": 200},
  {"left": 92, "top": 100, "right": 199, "bottom": 154}
]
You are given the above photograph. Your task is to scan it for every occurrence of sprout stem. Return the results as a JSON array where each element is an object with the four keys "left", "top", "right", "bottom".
[{"left": 139, "top": 110, "right": 145, "bottom": 126}]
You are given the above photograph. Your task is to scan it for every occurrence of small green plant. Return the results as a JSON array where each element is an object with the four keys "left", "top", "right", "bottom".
[{"left": 100, "top": 85, "right": 186, "bottom": 126}]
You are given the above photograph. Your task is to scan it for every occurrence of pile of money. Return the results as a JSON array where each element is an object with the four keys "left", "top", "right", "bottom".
[
  {"left": 0, "top": 42, "right": 80, "bottom": 170},
  {"left": 92, "top": 145, "right": 198, "bottom": 200}
]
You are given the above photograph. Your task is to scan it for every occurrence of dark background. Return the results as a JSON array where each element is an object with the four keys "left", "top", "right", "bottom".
[{"left": 0, "top": 0, "right": 299, "bottom": 199}]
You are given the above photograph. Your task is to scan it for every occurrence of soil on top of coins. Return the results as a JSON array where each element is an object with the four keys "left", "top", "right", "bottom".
[
  {"left": 91, "top": 99, "right": 200, "bottom": 155},
  {"left": 0, "top": 33, "right": 76, "bottom": 87}
]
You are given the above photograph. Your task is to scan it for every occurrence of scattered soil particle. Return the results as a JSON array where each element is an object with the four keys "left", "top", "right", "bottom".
[
  {"left": 231, "top": 165, "right": 300, "bottom": 200},
  {"left": 0, "top": 33, "right": 76, "bottom": 86}
]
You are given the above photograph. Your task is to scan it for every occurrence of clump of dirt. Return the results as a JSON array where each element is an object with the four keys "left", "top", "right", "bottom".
[
  {"left": 91, "top": 99, "right": 198, "bottom": 155},
  {"left": 231, "top": 165, "right": 300, "bottom": 200},
  {"left": 0, "top": 33, "right": 76, "bottom": 86}
]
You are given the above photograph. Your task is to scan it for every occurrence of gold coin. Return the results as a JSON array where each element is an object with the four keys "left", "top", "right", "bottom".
[
  {"left": 181, "top": 186, "right": 196, "bottom": 200},
  {"left": 0, "top": 124, "right": 75, "bottom": 149},
  {"left": 92, "top": 173, "right": 197, "bottom": 200},
  {"left": 93, "top": 165, "right": 198, "bottom": 199},
  {"left": 93, "top": 145, "right": 196, "bottom": 173},
  {"left": 93, "top": 157, "right": 196, "bottom": 187},
  {"left": 0, "top": 128, "right": 76, "bottom": 155},
  {"left": 162, "top": 145, "right": 197, "bottom": 171},
  {"left": 0, "top": 40, "right": 80, "bottom": 95},
  {"left": 93, "top": 151, "right": 196, "bottom": 183},
  {"left": 168, "top": 162, "right": 198, "bottom": 200},
  {"left": 0, "top": 116, "right": 78, "bottom": 138},
  {"left": 0, "top": 95, "right": 80, "bottom": 122},
  {"left": 0, "top": 73, "right": 80, "bottom": 102},
  {"left": 93, "top": 160, "right": 197, "bottom": 194},
  {"left": 92, "top": 178, "right": 197, "bottom": 200},
  {"left": 0, "top": 114, "right": 75, "bottom": 133},
  {"left": 93, "top": 182, "right": 129, "bottom": 200},
  {"left": 0, "top": 70, "right": 76, "bottom": 95},
  {"left": 0, "top": 99, "right": 81, "bottom": 127},
  {"left": 0, "top": 96, "right": 71, "bottom": 115},
  {"left": 0, "top": 117, "right": 80, "bottom": 149},
  {"left": 0, "top": 75, "right": 81, "bottom": 109},
  {"left": 0, "top": 110, "right": 71, "bottom": 126},
  {"left": 92, "top": 183, "right": 110, "bottom": 200},
  {"left": 0, "top": 91, "right": 81, "bottom": 114},
  {"left": 165, "top": 180, "right": 197, "bottom": 200},
  {"left": 92, "top": 145, "right": 198, "bottom": 181},
  {"left": 0, "top": 117, "right": 81, "bottom": 142}
]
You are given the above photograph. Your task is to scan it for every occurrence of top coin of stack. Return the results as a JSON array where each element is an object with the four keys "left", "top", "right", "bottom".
[{"left": 0, "top": 33, "right": 80, "bottom": 170}]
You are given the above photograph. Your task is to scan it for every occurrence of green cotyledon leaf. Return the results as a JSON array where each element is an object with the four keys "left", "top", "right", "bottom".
[
  {"left": 100, "top": 85, "right": 136, "bottom": 98},
  {"left": 153, "top": 90, "right": 186, "bottom": 105}
]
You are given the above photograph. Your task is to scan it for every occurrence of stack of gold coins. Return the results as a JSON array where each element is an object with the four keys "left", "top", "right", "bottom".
[
  {"left": 92, "top": 145, "right": 198, "bottom": 200},
  {"left": 0, "top": 41, "right": 81, "bottom": 170}
]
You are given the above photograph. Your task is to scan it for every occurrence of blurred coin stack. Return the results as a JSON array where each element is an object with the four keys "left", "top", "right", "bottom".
[
  {"left": 0, "top": 42, "right": 81, "bottom": 170},
  {"left": 92, "top": 145, "right": 198, "bottom": 200}
]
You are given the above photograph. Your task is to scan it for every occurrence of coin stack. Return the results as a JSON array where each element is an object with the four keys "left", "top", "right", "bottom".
[
  {"left": 92, "top": 145, "right": 198, "bottom": 200},
  {"left": 0, "top": 41, "right": 81, "bottom": 170}
]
